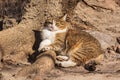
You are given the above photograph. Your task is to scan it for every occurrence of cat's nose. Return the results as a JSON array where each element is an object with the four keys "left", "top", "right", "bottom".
[{"left": 49, "top": 26, "right": 53, "bottom": 28}]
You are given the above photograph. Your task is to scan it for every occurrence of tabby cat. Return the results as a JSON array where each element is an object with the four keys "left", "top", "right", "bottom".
[{"left": 38, "top": 15, "right": 103, "bottom": 68}]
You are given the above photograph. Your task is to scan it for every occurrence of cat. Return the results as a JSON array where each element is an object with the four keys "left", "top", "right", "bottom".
[
  {"left": 38, "top": 15, "right": 68, "bottom": 52},
  {"left": 39, "top": 15, "right": 103, "bottom": 68}
]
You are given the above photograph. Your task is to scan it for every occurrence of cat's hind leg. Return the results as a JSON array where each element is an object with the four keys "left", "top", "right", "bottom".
[
  {"left": 56, "top": 59, "right": 77, "bottom": 68},
  {"left": 84, "top": 54, "right": 104, "bottom": 71}
]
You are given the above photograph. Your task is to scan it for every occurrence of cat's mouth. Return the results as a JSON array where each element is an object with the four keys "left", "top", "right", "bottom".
[{"left": 49, "top": 26, "right": 55, "bottom": 31}]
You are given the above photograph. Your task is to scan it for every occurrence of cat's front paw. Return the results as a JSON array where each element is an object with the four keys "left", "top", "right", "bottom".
[
  {"left": 38, "top": 47, "right": 42, "bottom": 52},
  {"left": 41, "top": 46, "right": 52, "bottom": 51}
]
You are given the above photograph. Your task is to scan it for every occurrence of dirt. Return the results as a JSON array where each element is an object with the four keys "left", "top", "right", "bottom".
[
  {"left": 47, "top": 55, "right": 120, "bottom": 80},
  {"left": 0, "top": 52, "right": 120, "bottom": 80},
  {"left": 0, "top": 0, "right": 120, "bottom": 80}
]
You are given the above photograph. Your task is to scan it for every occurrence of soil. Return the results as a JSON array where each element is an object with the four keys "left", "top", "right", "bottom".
[
  {"left": 0, "top": 0, "right": 120, "bottom": 80},
  {"left": 1, "top": 52, "right": 120, "bottom": 80}
]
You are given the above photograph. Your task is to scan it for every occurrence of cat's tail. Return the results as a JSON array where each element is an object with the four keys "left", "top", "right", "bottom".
[{"left": 84, "top": 54, "right": 104, "bottom": 71}]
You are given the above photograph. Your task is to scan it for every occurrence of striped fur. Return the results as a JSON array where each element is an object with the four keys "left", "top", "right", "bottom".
[{"left": 39, "top": 15, "right": 103, "bottom": 67}]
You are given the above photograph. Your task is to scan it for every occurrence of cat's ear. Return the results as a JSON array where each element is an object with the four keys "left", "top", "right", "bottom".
[
  {"left": 53, "top": 20, "right": 56, "bottom": 26},
  {"left": 61, "top": 14, "right": 67, "bottom": 21}
]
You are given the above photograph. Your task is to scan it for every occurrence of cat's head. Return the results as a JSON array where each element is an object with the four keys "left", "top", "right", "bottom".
[{"left": 43, "top": 14, "right": 70, "bottom": 31}]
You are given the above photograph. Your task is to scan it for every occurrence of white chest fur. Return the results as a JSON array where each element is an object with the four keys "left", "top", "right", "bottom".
[
  {"left": 41, "top": 29, "right": 56, "bottom": 43},
  {"left": 38, "top": 28, "right": 67, "bottom": 51},
  {"left": 41, "top": 28, "right": 67, "bottom": 42}
]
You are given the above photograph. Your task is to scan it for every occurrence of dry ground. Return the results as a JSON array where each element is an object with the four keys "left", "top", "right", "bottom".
[
  {"left": 0, "top": 0, "right": 120, "bottom": 80},
  {"left": 0, "top": 47, "right": 120, "bottom": 80}
]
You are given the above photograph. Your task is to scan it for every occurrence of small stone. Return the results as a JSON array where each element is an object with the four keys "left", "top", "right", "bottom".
[
  {"left": 116, "top": 45, "right": 120, "bottom": 54},
  {"left": 116, "top": 37, "right": 120, "bottom": 44}
]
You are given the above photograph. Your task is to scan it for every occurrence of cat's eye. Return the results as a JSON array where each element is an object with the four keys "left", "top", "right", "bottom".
[
  {"left": 44, "top": 21, "right": 53, "bottom": 25},
  {"left": 47, "top": 22, "right": 53, "bottom": 24},
  {"left": 60, "top": 22, "right": 64, "bottom": 25},
  {"left": 56, "top": 23, "right": 60, "bottom": 26}
]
